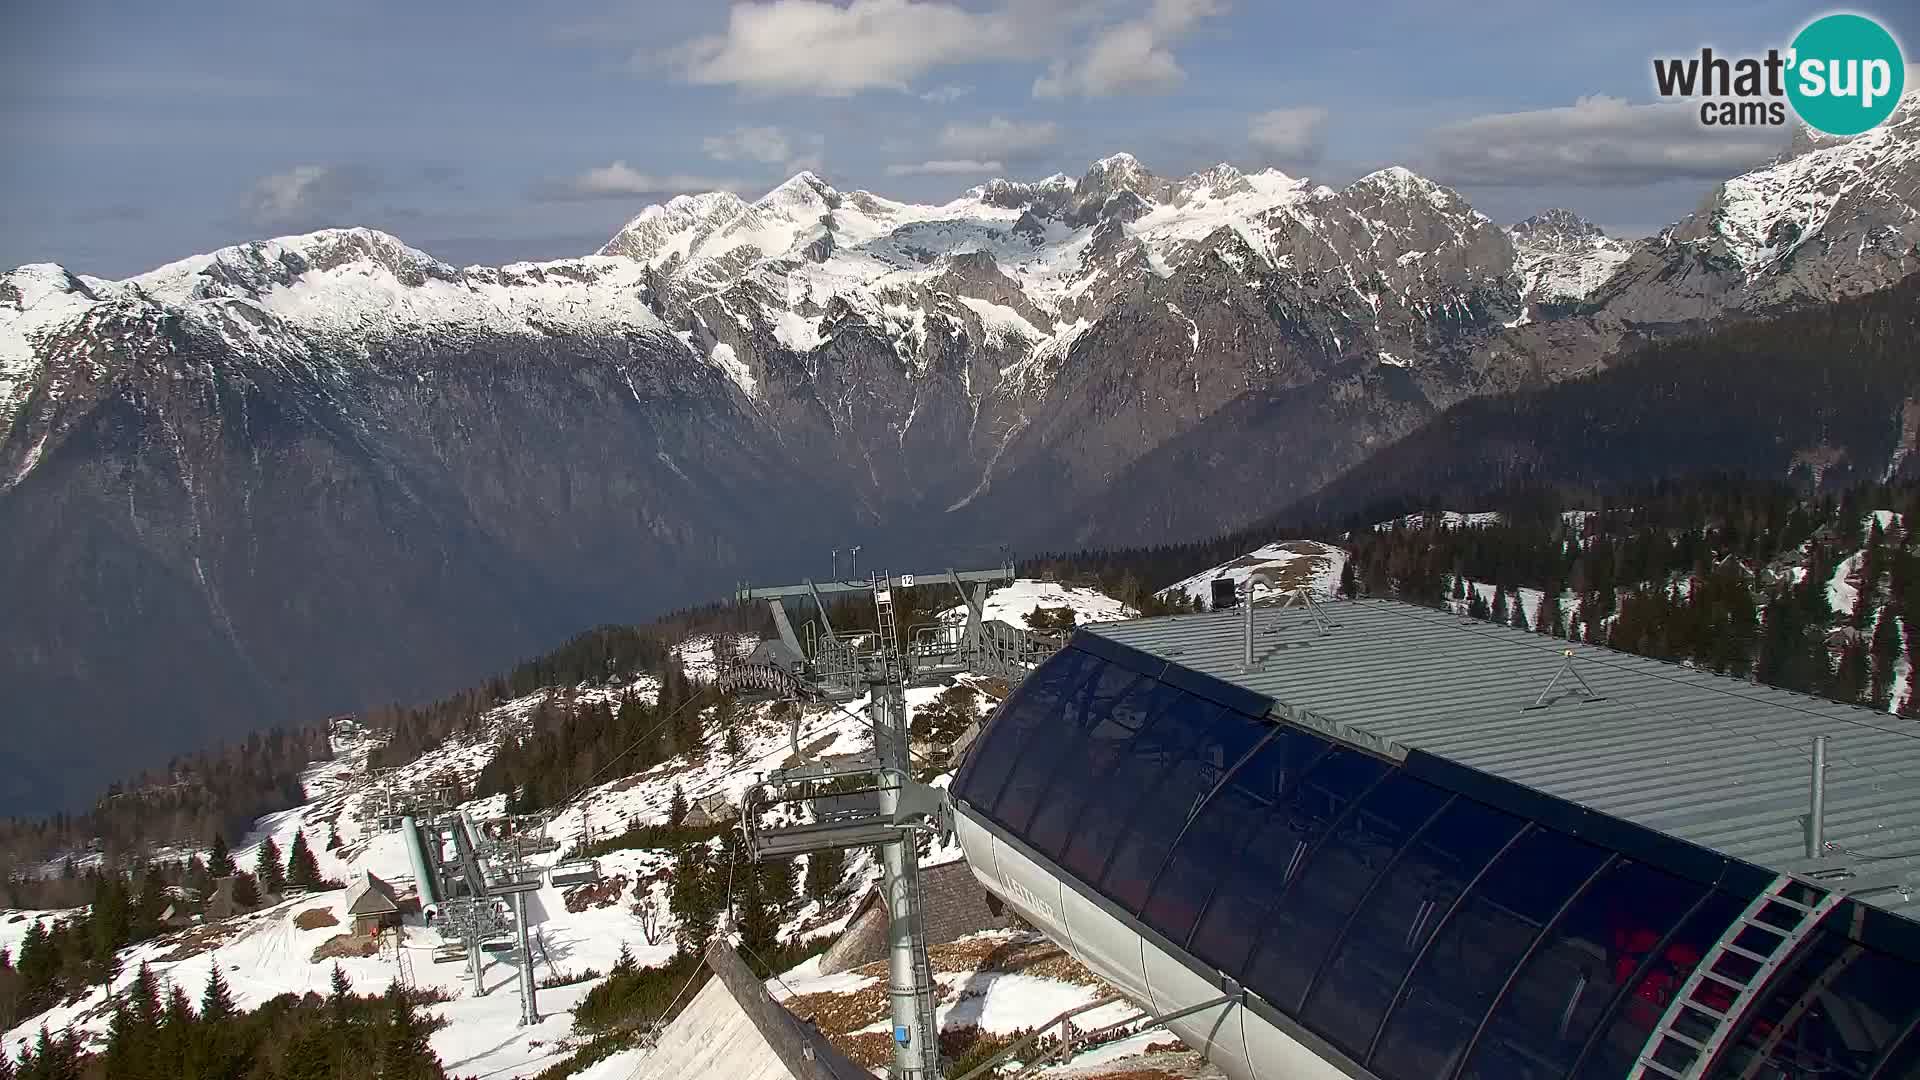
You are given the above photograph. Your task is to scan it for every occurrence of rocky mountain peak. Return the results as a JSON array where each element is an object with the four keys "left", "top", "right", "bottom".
[
  {"left": 1176, "top": 163, "right": 1253, "bottom": 203},
  {"left": 1076, "top": 152, "right": 1166, "bottom": 206},
  {"left": 1508, "top": 210, "right": 1619, "bottom": 257},
  {"left": 133, "top": 227, "right": 457, "bottom": 304}
]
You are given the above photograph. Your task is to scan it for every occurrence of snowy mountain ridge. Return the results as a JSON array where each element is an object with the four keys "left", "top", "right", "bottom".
[{"left": 5, "top": 118, "right": 1919, "bottom": 804}]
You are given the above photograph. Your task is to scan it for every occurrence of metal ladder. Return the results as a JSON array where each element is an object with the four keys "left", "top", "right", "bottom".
[
  {"left": 900, "top": 846, "right": 942, "bottom": 1076},
  {"left": 394, "top": 932, "right": 417, "bottom": 990},
  {"left": 1732, "top": 941, "right": 1863, "bottom": 1079},
  {"left": 1630, "top": 874, "right": 1840, "bottom": 1079},
  {"left": 873, "top": 572, "right": 902, "bottom": 683}
]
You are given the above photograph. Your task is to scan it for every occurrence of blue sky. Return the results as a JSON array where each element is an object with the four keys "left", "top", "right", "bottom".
[{"left": 3, "top": 0, "right": 1914, "bottom": 278}]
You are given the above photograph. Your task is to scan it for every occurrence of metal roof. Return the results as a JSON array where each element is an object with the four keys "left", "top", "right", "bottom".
[{"left": 1087, "top": 598, "right": 1920, "bottom": 923}]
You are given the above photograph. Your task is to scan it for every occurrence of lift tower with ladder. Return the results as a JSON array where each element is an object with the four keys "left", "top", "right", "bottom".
[{"left": 720, "top": 564, "right": 1063, "bottom": 1080}]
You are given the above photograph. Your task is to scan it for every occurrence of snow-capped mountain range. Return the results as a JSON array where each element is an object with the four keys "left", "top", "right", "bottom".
[{"left": 3, "top": 93, "right": 1918, "bottom": 817}]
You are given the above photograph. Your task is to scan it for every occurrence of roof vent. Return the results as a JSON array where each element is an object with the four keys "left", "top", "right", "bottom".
[
  {"left": 1524, "top": 648, "right": 1605, "bottom": 711},
  {"left": 1211, "top": 578, "right": 1239, "bottom": 610}
]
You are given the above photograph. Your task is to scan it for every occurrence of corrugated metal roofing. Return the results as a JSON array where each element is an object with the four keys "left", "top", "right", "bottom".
[{"left": 1089, "top": 598, "right": 1920, "bottom": 923}]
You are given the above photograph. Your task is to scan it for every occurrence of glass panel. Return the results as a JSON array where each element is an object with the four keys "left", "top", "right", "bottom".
[
  {"left": 1709, "top": 932, "right": 1920, "bottom": 1080},
  {"left": 1140, "top": 727, "right": 1327, "bottom": 947},
  {"left": 1575, "top": 887, "right": 1748, "bottom": 1080},
  {"left": 1371, "top": 825, "right": 1608, "bottom": 1080},
  {"left": 1463, "top": 859, "right": 1708, "bottom": 1080},
  {"left": 1099, "top": 702, "right": 1264, "bottom": 913},
  {"left": 1302, "top": 793, "right": 1518, "bottom": 1058},
  {"left": 1179, "top": 731, "right": 1338, "bottom": 974},
  {"left": 1058, "top": 685, "right": 1204, "bottom": 885},
  {"left": 1870, "top": 1022, "right": 1920, "bottom": 1080},
  {"left": 1234, "top": 749, "right": 1391, "bottom": 1011},
  {"left": 990, "top": 658, "right": 1138, "bottom": 834},
  {"left": 953, "top": 647, "right": 1099, "bottom": 817},
  {"left": 1024, "top": 675, "right": 1164, "bottom": 860}
]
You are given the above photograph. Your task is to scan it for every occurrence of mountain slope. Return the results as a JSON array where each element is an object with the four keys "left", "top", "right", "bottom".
[
  {"left": 1278, "top": 275, "right": 1920, "bottom": 526},
  {"left": 5, "top": 96, "right": 1919, "bottom": 812}
]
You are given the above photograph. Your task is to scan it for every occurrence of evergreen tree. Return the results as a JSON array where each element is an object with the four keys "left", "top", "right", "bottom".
[
  {"left": 130, "top": 963, "right": 162, "bottom": 1031},
  {"left": 200, "top": 966, "right": 234, "bottom": 1023},
  {"left": 184, "top": 855, "right": 213, "bottom": 904},
  {"left": 231, "top": 870, "right": 260, "bottom": 910},
  {"left": 104, "top": 996, "right": 142, "bottom": 1079},
  {"left": 16, "top": 923, "right": 56, "bottom": 1013},
  {"left": 326, "top": 824, "right": 344, "bottom": 852},
  {"left": 378, "top": 984, "right": 440, "bottom": 1080},
  {"left": 281, "top": 1027, "right": 334, "bottom": 1080},
  {"left": 761, "top": 857, "right": 796, "bottom": 915},
  {"left": 1834, "top": 639, "right": 1870, "bottom": 705},
  {"left": 1465, "top": 587, "right": 1491, "bottom": 621},
  {"left": 255, "top": 836, "right": 286, "bottom": 897},
  {"left": 1491, "top": 584, "right": 1509, "bottom": 626},
  {"left": 734, "top": 862, "right": 780, "bottom": 961},
  {"left": 1338, "top": 561, "right": 1358, "bottom": 599},
  {"left": 84, "top": 875, "right": 129, "bottom": 985},
  {"left": 1870, "top": 605, "right": 1901, "bottom": 710},
  {"left": 721, "top": 697, "right": 745, "bottom": 758},
  {"left": 668, "top": 786, "right": 689, "bottom": 830},
  {"left": 208, "top": 833, "right": 235, "bottom": 879},
  {"left": 804, "top": 847, "right": 845, "bottom": 907},
  {"left": 286, "top": 830, "right": 322, "bottom": 889},
  {"left": 161, "top": 982, "right": 195, "bottom": 1073},
  {"left": 1535, "top": 587, "right": 1565, "bottom": 637},
  {"left": 328, "top": 965, "right": 355, "bottom": 1031},
  {"left": 668, "top": 844, "right": 717, "bottom": 959},
  {"left": 1510, "top": 593, "right": 1530, "bottom": 631}
]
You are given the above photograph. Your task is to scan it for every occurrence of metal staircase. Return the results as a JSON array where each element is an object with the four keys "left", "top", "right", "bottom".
[{"left": 1630, "top": 874, "right": 1841, "bottom": 1079}]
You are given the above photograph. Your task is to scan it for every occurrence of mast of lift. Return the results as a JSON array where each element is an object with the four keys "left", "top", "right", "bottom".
[{"left": 730, "top": 563, "right": 1020, "bottom": 1080}]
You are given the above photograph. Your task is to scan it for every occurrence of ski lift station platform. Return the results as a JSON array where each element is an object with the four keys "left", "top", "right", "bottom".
[{"left": 948, "top": 598, "right": 1920, "bottom": 1080}]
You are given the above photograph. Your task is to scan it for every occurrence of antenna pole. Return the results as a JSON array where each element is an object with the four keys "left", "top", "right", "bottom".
[{"left": 1808, "top": 735, "right": 1829, "bottom": 858}]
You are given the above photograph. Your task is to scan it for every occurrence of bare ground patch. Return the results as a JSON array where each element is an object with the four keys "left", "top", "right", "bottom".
[{"left": 293, "top": 907, "right": 339, "bottom": 931}]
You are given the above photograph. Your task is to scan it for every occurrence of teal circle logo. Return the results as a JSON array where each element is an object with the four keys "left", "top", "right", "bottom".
[{"left": 1787, "top": 14, "right": 1905, "bottom": 136}]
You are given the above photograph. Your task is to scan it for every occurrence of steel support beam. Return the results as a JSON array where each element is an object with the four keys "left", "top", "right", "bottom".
[
  {"left": 874, "top": 682, "right": 942, "bottom": 1079},
  {"left": 737, "top": 566, "right": 1014, "bottom": 601},
  {"left": 513, "top": 890, "right": 538, "bottom": 1026}
]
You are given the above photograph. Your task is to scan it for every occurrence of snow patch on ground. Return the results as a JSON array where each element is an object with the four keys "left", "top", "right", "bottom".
[
  {"left": 1160, "top": 541, "right": 1348, "bottom": 605},
  {"left": 707, "top": 342, "right": 758, "bottom": 399},
  {"left": 940, "top": 579, "right": 1138, "bottom": 630}
]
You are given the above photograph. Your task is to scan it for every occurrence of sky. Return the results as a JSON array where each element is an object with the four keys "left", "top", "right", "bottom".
[{"left": 2, "top": 0, "right": 1916, "bottom": 279}]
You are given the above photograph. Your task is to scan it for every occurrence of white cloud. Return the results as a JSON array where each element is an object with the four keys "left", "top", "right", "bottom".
[
  {"left": 546, "top": 162, "right": 748, "bottom": 201},
  {"left": 701, "top": 126, "right": 826, "bottom": 173},
  {"left": 1425, "top": 95, "right": 1785, "bottom": 186},
  {"left": 886, "top": 159, "right": 1006, "bottom": 176},
  {"left": 1032, "top": 0, "right": 1226, "bottom": 99},
  {"left": 1247, "top": 106, "right": 1328, "bottom": 160},
  {"left": 241, "top": 165, "right": 374, "bottom": 227},
  {"left": 935, "top": 116, "right": 1059, "bottom": 161},
  {"left": 662, "top": 0, "right": 1059, "bottom": 97},
  {"left": 919, "top": 84, "right": 973, "bottom": 104}
]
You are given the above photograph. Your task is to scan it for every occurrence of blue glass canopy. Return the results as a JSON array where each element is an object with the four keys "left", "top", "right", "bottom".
[{"left": 951, "top": 642, "right": 1920, "bottom": 1080}]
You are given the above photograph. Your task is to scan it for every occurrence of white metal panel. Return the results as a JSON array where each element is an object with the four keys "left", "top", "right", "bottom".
[
  {"left": 1055, "top": 882, "right": 1153, "bottom": 1003},
  {"left": 1140, "top": 945, "right": 1255, "bottom": 1077},
  {"left": 1239, "top": 1003, "right": 1357, "bottom": 1080}
]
